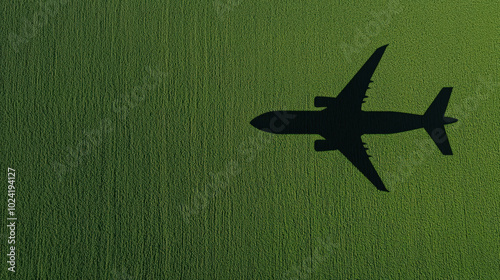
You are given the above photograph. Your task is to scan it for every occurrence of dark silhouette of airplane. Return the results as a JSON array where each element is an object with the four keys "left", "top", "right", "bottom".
[{"left": 250, "top": 45, "right": 457, "bottom": 191}]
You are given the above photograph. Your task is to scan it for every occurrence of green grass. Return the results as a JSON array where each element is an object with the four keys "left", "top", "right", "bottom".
[{"left": 1, "top": 0, "right": 499, "bottom": 279}]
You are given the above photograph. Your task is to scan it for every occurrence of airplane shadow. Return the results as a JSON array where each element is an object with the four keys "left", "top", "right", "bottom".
[{"left": 250, "top": 45, "right": 457, "bottom": 191}]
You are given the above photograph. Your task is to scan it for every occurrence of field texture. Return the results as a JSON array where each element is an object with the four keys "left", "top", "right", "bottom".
[{"left": 1, "top": 0, "right": 499, "bottom": 279}]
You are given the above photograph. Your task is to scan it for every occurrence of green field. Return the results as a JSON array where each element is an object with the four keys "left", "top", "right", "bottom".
[{"left": 2, "top": 0, "right": 499, "bottom": 279}]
